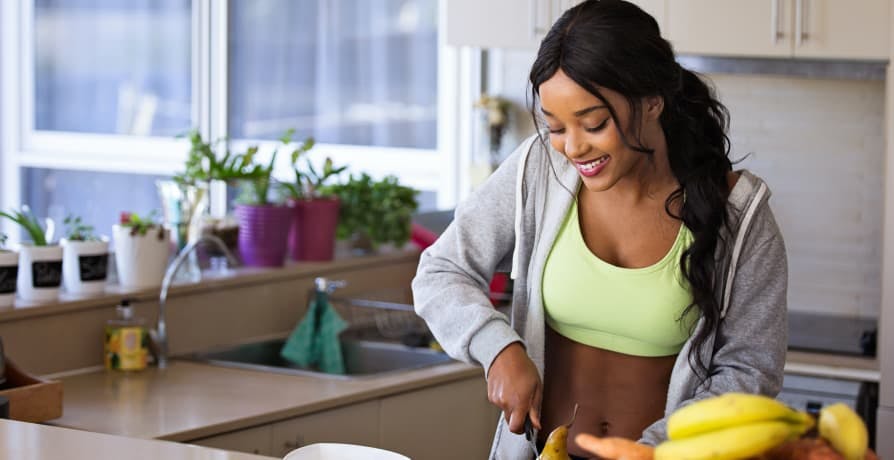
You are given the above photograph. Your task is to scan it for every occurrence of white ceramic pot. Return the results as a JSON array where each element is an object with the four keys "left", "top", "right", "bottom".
[
  {"left": 61, "top": 237, "right": 110, "bottom": 296},
  {"left": 112, "top": 224, "right": 170, "bottom": 290},
  {"left": 16, "top": 244, "right": 63, "bottom": 302},
  {"left": 0, "top": 250, "right": 18, "bottom": 308}
]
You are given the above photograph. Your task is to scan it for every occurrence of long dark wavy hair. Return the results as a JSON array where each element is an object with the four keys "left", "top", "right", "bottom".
[{"left": 529, "top": 0, "right": 733, "bottom": 380}]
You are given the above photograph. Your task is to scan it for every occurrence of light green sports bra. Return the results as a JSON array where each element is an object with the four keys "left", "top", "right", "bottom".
[{"left": 542, "top": 202, "right": 698, "bottom": 357}]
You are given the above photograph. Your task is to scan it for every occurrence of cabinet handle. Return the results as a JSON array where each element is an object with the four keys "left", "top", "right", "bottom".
[
  {"left": 530, "top": 0, "right": 548, "bottom": 39},
  {"left": 795, "top": 0, "right": 809, "bottom": 46},
  {"left": 771, "top": 0, "right": 784, "bottom": 43}
]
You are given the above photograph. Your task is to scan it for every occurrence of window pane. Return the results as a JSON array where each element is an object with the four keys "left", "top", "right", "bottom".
[
  {"left": 34, "top": 0, "right": 192, "bottom": 136},
  {"left": 22, "top": 168, "right": 165, "bottom": 242},
  {"left": 228, "top": 0, "right": 438, "bottom": 149}
]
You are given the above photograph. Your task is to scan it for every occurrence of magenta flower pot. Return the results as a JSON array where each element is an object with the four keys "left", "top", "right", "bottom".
[
  {"left": 287, "top": 197, "right": 340, "bottom": 261},
  {"left": 235, "top": 204, "right": 292, "bottom": 267}
]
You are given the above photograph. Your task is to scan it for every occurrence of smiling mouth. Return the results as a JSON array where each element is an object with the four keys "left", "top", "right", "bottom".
[{"left": 576, "top": 155, "right": 609, "bottom": 173}]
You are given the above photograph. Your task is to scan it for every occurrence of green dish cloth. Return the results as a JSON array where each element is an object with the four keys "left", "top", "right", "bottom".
[{"left": 280, "top": 290, "right": 348, "bottom": 374}]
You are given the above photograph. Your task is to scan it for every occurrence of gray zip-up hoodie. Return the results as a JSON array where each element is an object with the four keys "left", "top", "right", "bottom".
[{"left": 412, "top": 134, "right": 788, "bottom": 459}]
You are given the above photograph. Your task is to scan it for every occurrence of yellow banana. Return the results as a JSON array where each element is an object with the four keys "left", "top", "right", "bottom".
[
  {"left": 655, "top": 420, "right": 804, "bottom": 460},
  {"left": 667, "top": 393, "right": 806, "bottom": 440},
  {"left": 818, "top": 403, "right": 868, "bottom": 460}
]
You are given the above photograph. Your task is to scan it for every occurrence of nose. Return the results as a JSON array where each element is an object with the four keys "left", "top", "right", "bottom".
[{"left": 564, "top": 130, "right": 590, "bottom": 158}]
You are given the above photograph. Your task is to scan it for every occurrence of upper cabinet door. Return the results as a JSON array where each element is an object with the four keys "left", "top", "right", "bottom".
[
  {"left": 446, "top": 0, "right": 555, "bottom": 49},
  {"left": 792, "top": 0, "right": 890, "bottom": 60},
  {"left": 667, "top": 0, "right": 794, "bottom": 58}
]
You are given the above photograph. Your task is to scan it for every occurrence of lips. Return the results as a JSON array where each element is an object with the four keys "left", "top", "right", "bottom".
[{"left": 575, "top": 155, "right": 609, "bottom": 177}]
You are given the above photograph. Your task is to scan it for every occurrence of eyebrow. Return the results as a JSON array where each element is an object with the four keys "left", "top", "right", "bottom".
[{"left": 541, "top": 104, "right": 607, "bottom": 118}]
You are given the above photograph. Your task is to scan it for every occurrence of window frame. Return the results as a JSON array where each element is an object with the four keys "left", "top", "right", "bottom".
[{"left": 1, "top": 0, "right": 470, "bottom": 239}]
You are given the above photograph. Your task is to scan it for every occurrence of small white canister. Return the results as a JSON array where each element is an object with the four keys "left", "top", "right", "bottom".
[
  {"left": 16, "top": 244, "right": 63, "bottom": 303},
  {"left": 0, "top": 250, "right": 18, "bottom": 307},
  {"left": 61, "top": 237, "right": 110, "bottom": 296}
]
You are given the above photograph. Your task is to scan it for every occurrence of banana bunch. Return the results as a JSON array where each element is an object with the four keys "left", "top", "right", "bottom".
[
  {"left": 655, "top": 393, "right": 814, "bottom": 460},
  {"left": 817, "top": 403, "right": 868, "bottom": 460}
]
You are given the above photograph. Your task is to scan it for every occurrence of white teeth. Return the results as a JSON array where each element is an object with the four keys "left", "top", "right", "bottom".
[{"left": 579, "top": 156, "right": 608, "bottom": 171}]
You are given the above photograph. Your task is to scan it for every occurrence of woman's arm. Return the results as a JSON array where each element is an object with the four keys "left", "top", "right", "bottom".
[
  {"left": 412, "top": 137, "right": 536, "bottom": 376},
  {"left": 640, "top": 204, "right": 788, "bottom": 445}
]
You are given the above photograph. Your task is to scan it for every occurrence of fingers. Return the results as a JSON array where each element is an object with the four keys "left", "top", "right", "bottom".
[
  {"left": 507, "top": 405, "right": 528, "bottom": 434},
  {"left": 529, "top": 383, "right": 543, "bottom": 431}
]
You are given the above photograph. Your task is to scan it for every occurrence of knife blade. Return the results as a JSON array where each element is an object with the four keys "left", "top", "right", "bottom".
[{"left": 524, "top": 417, "right": 540, "bottom": 458}]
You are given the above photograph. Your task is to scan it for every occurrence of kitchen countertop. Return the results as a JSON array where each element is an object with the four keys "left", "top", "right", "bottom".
[
  {"left": 48, "top": 359, "right": 481, "bottom": 442},
  {"left": 0, "top": 419, "right": 276, "bottom": 460},
  {"left": 46, "top": 350, "right": 875, "bottom": 443},
  {"left": 785, "top": 350, "right": 880, "bottom": 382}
]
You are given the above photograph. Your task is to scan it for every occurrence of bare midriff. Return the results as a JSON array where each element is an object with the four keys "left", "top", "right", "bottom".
[{"left": 539, "top": 325, "right": 677, "bottom": 459}]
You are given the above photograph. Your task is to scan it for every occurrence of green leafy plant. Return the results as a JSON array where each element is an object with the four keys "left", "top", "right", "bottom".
[
  {"left": 174, "top": 129, "right": 257, "bottom": 184},
  {"left": 0, "top": 232, "right": 8, "bottom": 251},
  {"left": 235, "top": 144, "right": 276, "bottom": 206},
  {"left": 277, "top": 130, "right": 347, "bottom": 200},
  {"left": 321, "top": 173, "right": 419, "bottom": 248},
  {"left": 119, "top": 211, "right": 165, "bottom": 239},
  {"left": 0, "top": 208, "right": 50, "bottom": 246},
  {"left": 63, "top": 215, "right": 99, "bottom": 241}
]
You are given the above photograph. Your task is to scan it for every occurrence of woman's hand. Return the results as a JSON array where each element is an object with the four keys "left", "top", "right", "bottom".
[{"left": 486, "top": 342, "right": 542, "bottom": 434}]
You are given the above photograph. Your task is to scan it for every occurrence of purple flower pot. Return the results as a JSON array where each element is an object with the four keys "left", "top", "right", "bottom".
[
  {"left": 287, "top": 197, "right": 340, "bottom": 261},
  {"left": 235, "top": 204, "right": 292, "bottom": 267}
]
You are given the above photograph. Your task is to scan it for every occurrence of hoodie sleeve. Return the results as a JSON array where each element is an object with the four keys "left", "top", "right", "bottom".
[
  {"left": 640, "top": 203, "right": 788, "bottom": 445},
  {"left": 412, "top": 139, "right": 535, "bottom": 377}
]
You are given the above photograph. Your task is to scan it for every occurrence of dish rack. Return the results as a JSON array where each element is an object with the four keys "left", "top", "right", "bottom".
[
  {"left": 331, "top": 294, "right": 429, "bottom": 340},
  {"left": 314, "top": 278, "right": 429, "bottom": 341}
]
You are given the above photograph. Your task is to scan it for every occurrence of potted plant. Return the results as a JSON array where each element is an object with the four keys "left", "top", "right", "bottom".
[
  {"left": 0, "top": 208, "right": 63, "bottom": 302},
  {"left": 233, "top": 135, "right": 293, "bottom": 267},
  {"left": 112, "top": 211, "right": 170, "bottom": 290},
  {"left": 174, "top": 129, "right": 253, "bottom": 258},
  {"left": 0, "top": 233, "right": 18, "bottom": 308},
  {"left": 322, "top": 173, "right": 419, "bottom": 254},
  {"left": 278, "top": 131, "right": 347, "bottom": 261},
  {"left": 60, "top": 215, "right": 109, "bottom": 296}
]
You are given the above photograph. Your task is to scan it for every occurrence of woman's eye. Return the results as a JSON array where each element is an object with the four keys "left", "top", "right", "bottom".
[
  {"left": 585, "top": 119, "right": 609, "bottom": 133},
  {"left": 548, "top": 127, "right": 565, "bottom": 135}
]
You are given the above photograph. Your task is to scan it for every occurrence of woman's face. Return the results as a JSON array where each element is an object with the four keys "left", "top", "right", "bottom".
[{"left": 539, "top": 69, "right": 660, "bottom": 193}]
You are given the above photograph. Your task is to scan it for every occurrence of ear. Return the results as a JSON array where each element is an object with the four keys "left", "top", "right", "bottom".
[{"left": 643, "top": 95, "right": 664, "bottom": 120}]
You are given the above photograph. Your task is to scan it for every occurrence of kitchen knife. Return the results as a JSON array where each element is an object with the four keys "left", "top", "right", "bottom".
[{"left": 524, "top": 417, "right": 540, "bottom": 458}]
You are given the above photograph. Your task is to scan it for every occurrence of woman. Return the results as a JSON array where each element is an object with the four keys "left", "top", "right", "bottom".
[{"left": 412, "top": 1, "right": 788, "bottom": 458}]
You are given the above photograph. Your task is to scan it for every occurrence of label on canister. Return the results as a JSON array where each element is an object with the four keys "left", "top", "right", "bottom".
[{"left": 104, "top": 326, "right": 148, "bottom": 371}]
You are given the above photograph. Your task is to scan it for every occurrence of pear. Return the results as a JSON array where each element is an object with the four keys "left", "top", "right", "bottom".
[{"left": 538, "top": 404, "right": 579, "bottom": 460}]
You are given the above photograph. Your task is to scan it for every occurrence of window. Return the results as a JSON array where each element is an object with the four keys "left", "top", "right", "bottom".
[
  {"left": 1, "top": 0, "right": 456, "bottom": 242},
  {"left": 34, "top": 0, "right": 192, "bottom": 136},
  {"left": 228, "top": 0, "right": 438, "bottom": 149}
]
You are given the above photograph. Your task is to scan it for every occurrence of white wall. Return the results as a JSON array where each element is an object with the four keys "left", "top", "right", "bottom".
[{"left": 485, "top": 51, "right": 885, "bottom": 319}]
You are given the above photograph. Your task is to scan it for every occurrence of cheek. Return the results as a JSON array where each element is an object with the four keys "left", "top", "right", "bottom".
[{"left": 548, "top": 136, "right": 565, "bottom": 155}]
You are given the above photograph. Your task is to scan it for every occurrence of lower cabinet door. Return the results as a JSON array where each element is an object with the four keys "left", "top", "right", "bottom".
[
  {"left": 272, "top": 400, "right": 380, "bottom": 458},
  {"left": 190, "top": 424, "right": 274, "bottom": 456},
  {"left": 379, "top": 377, "right": 499, "bottom": 460}
]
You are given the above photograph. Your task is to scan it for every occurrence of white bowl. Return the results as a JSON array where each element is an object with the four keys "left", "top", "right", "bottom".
[{"left": 283, "top": 443, "right": 410, "bottom": 460}]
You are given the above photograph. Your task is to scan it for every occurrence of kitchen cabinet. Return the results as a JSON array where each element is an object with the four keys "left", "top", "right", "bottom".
[
  {"left": 186, "top": 376, "right": 497, "bottom": 458},
  {"left": 793, "top": 0, "right": 890, "bottom": 60},
  {"left": 191, "top": 424, "right": 274, "bottom": 456},
  {"left": 271, "top": 401, "right": 380, "bottom": 458},
  {"left": 379, "top": 378, "right": 499, "bottom": 460},
  {"left": 446, "top": 0, "right": 666, "bottom": 50},
  {"left": 668, "top": 0, "right": 889, "bottom": 60}
]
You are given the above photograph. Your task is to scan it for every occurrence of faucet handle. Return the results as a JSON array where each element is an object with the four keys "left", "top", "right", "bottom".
[{"left": 314, "top": 277, "right": 347, "bottom": 294}]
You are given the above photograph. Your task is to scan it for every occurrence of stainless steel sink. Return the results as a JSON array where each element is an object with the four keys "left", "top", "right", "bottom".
[{"left": 181, "top": 335, "right": 454, "bottom": 379}]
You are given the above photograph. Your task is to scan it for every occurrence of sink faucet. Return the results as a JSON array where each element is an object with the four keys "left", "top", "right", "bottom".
[{"left": 154, "top": 234, "right": 239, "bottom": 369}]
